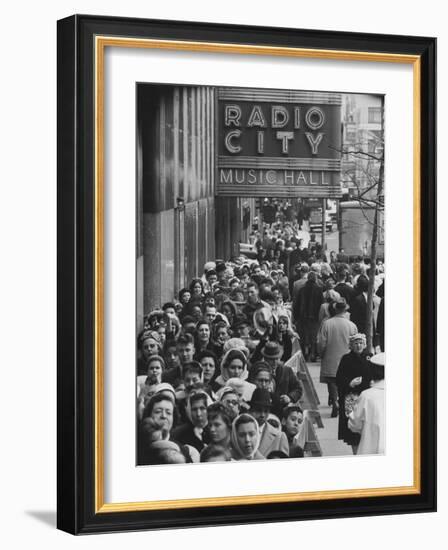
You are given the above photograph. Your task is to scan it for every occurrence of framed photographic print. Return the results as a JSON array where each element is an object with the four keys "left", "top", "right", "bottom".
[{"left": 57, "top": 14, "right": 436, "bottom": 534}]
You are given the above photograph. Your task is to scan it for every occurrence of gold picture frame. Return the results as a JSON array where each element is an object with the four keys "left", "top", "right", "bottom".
[{"left": 58, "top": 15, "right": 436, "bottom": 534}]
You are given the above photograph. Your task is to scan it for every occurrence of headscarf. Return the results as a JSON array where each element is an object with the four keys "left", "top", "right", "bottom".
[
  {"left": 277, "top": 313, "right": 292, "bottom": 331},
  {"left": 349, "top": 333, "right": 367, "bottom": 350},
  {"left": 184, "top": 390, "right": 213, "bottom": 424},
  {"left": 222, "top": 338, "right": 250, "bottom": 358},
  {"left": 153, "top": 382, "right": 176, "bottom": 403},
  {"left": 138, "top": 329, "right": 162, "bottom": 352},
  {"left": 225, "top": 377, "right": 256, "bottom": 402},
  {"left": 219, "top": 348, "right": 249, "bottom": 382},
  {"left": 231, "top": 413, "right": 261, "bottom": 460}
]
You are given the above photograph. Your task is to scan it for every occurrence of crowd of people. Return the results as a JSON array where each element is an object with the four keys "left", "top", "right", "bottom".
[{"left": 137, "top": 221, "right": 385, "bottom": 465}]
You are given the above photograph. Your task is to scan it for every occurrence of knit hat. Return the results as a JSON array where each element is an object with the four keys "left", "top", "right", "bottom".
[{"left": 349, "top": 333, "right": 367, "bottom": 346}]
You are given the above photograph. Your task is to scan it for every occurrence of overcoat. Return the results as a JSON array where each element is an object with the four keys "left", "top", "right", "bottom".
[
  {"left": 258, "top": 421, "right": 290, "bottom": 458},
  {"left": 317, "top": 315, "right": 358, "bottom": 380},
  {"left": 335, "top": 351, "right": 372, "bottom": 444}
]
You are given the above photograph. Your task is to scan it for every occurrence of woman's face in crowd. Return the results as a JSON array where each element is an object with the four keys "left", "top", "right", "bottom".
[
  {"left": 150, "top": 399, "right": 174, "bottom": 431},
  {"left": 230, "top": 280, "right": 239, "bottom": 290},
  {"left": 190, "top": 399, "right": 208, "bottom": 428},
  {"left": 221, "top": 393, "right": 239, "bottom": 416},
  {"left": 254, "top": 370, "right": 271, "bottom": 390},
  {"left": 283, "top": 411, "right": 303, "bottom": 436},
  {"left": 197, "top": 323, "right": 210, "bottom": 342},
  {"left": 147, "top": 360, "right": 163, "bottom": 383},
  {"left": 227, "top": 358, "right": 244, "bottom": 378},
  {"left": 142, "top": 338, "right": 159, "bottom": 360},
  {"left": 209, "top": 414, "right": 229, "bottom": 444},
  {"left": 192, "top": 282, "right": 203, "bottom": 295},
  {"left": 278, "top": 318, "right": 288, "bottom": 332},
  {"left": 236, "top": 421, "right": 258, "bottom": 458},
  {"left": 216, "top": 327, "right": 229, "bottom": 345},
  {"left": 181, "top": 291, "right": 191, "bottom": 304},
  {"left": 351, "top": 340, "right": 366, "bottom": 355},
  {"left": 200, "top": 356, "right": 216, "bottom": 382}
]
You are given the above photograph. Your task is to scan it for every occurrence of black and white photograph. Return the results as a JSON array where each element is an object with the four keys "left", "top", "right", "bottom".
[{"left": 136, "top": 84, "right": 386, "bottom": 466}]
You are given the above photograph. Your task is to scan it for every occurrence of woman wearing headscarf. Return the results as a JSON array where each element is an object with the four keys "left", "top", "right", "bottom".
[
  {"left": 216, "top": 386, "right": 241, "bottom": 419},
  {"left": 136, "top": 330, "right": 163, "bottom": 376},
  {"left": 231, "top": 413, "right": 264, "bottom": 460},
  {"left": 335, "top": 333, "right": 372, "bottom": 454},
  {"left": 213, "top": 348, "right": 256, "bottom": 401},
  {"left": 137, "top": 354, "right": 165, "bottom": 399}
]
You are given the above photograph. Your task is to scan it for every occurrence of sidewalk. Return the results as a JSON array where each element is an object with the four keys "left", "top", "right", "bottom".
[{"left": 307, "top": 362, "right": 352, "bottom": 457}]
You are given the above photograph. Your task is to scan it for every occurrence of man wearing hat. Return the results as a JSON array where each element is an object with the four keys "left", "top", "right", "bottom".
[
  {"left": 256, "top": 341, "right": 303, "bottom": 406},
  {"left": 249, "top": 388, "right": 289, "bottom": 458},
  {"left": 317, "top": 297, "right": 358, "bottom": 417}
]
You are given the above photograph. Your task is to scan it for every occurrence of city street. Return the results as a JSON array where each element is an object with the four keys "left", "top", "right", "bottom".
[
  {"left": 313, "top": 227, "right": 340, "bottom": 257},
  {"left": 307, "top": 361, "right": 352, "bottom": 457}
]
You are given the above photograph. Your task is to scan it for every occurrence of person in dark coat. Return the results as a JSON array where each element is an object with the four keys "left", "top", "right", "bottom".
[
  {"left": 171, "top": 391, "right": 212, "bottom": 453},
  {"left": 335, "top": 333, "right": 372, "bottom": 454},
  {"left": 259, "top": 341, "right": 303, "bottom": 406},
  {"left": 293, "top": 271, "right": 323, "bottom": 361},
  {"left": 334, "top": 268, "right": 356, "bottom": 311},
  {"left": 250, "top": 361, "right": 284, "bottom": 419},
  {"left": 376, "top": 280, "right": 385, "bottom": 351},
  {"left": 350, "top": 275, "right": 370, "bottom": 334}
]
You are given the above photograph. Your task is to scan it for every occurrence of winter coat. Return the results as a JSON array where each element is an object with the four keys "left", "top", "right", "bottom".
[
  {"left": 335, "top": 351, "right": 372, "bottom": 444},
  {"left": 258, "top": 421, "right": 290, "bottom": 458},
  {"left": 317, "top": 315, "right": 358, "bottom": 379}
]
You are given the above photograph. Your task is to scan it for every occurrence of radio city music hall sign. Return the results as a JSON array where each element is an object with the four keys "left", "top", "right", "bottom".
[{"left": 216, "top": 88, "right": 342, "bottom": 198}]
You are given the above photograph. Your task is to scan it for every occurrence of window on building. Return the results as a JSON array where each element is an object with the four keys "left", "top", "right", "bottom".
[{"left": 368, "top": 107, "right": 382, "bottom": 124}]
